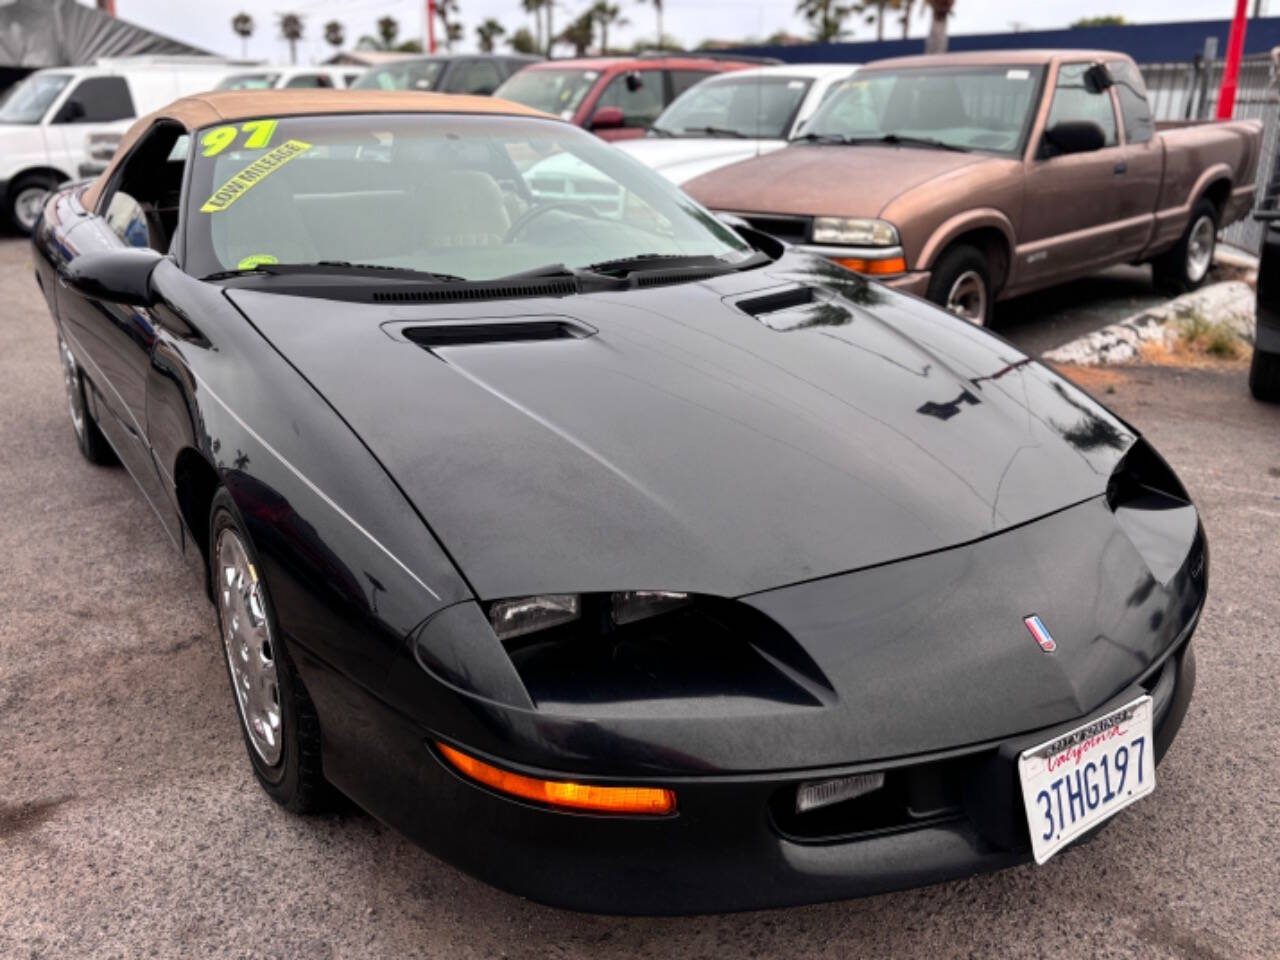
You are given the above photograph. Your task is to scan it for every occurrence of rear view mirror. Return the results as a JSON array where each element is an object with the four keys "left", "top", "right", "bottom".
[
  {"left": 625, "top": 72, "right": 644, "bottom": 93},
  {"left": 61, "top": 249, "right": 163, "bottom": 307},
  {"left": 590, "top": 106, "right": 625, "bottom": 130},
  {"left": 1042, "top": 121, "right": 1106, "bottom": 157},
  {"left": 1084, "top": 63, "right": 1114, "bottom": 94}
]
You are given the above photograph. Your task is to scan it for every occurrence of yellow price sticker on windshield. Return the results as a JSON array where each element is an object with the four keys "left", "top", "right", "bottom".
[
  {"left": 201, "top": 119, "right": 281, "bottom": 157},
  {"left": 200, "top": 139, "right": 312, "bottom": 213}
]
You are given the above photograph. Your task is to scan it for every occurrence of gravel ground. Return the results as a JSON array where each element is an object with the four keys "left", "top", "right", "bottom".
[{"left": 2, "top": 234, "right": 1279, "bottom": 959}]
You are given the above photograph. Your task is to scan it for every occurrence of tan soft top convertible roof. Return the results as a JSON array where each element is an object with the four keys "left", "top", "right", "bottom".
[{"left": 82, "top": 89, "right": 557, "bottom": 210}]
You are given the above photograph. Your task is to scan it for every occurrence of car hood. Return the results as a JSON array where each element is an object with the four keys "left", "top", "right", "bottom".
[
  {"left": 614, "top": 136, "right": 784, "bottom": 184},
  {"left": 683, "top": 143, "right": 994, "bottom": 218},
  {"left": 230, "top": 253, "right": 1133, "bottom": 600}
]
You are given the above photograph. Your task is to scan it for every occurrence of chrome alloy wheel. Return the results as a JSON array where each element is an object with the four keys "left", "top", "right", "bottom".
[
  {"left": 13, "top": 185, "right": 48, "bottom": 232},
  {"left": 1186, "top": 214, "right": 1215, "bottom": 284},
  {"left": 58, "top": 336, "right": 85, "bottom": 440},
  {"left": 216, "top": 529, "right": 283, "bottom": 765},
  {"left": 946, "top": 269, "right": 988, "bottom": 325}
]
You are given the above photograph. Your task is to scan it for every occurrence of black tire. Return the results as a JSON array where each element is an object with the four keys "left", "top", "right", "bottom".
[
  {"left": 7, "top": 172, "right": 59, "bottom": 235},
  {"left": 1153, "top": 198, "right": 1217, "bottom": 295},
  {"left": 1249, "top": 347, "right": 1280, "bottom": 403},
  {"left": 209, "top": 488, "right": 326, "bottom": 813},
  {"left": 926, "top": 243, "right": 993, "bottom": 326},
  {"left": 57, "top": 335, "right": 117, "bottom": 466}
]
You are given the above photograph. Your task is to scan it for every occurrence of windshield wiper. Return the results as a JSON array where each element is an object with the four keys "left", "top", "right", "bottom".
[
  {"left": 648, "top": 125, "right": 675, "bottom": 138},
  {"left": 202, "top": 261, "right": 467, "bottom": 283},
  {"left": 679, "top": 125, "right": 749, "bottom": 139},
  {"left": 870, "top": 133, "right": 968, "bottom": 152},
  {"left": 585, "top": 251, "right": 769, "bottom": 277},
  {"left": 790, "top": 132, "right": 853, "bottom": 145}
]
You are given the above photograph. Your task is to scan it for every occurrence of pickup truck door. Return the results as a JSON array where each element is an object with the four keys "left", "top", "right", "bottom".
[
  {"left": 1107, "top": 58, "right": 1163, "bottom": 260},
  {"left": 1017, "top": 62, "right": 1132, "bottom": 289}
]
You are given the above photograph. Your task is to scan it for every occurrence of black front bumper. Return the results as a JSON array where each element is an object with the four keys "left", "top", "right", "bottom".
[{"left": 303, "top": 630, "right": 1195, "bottom": 915}]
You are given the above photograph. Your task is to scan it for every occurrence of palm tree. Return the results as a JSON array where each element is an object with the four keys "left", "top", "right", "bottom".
[
  {"left": 376, "top": 16, "right": 400, "bottom": 48},
  {"left": 323, "top": 20, "right": 344, "bottom": 53},
  {"left": 435, "top": 0, "right": 462, "bottom": 52},
  {"left": 509, "top": 26, "right": 539, "bottom": 53},
  {"left": 635, "top": 0, "right": 662, "bottom": 50},
  {"left": 544, "top": 0, "right": 556, "bottom": 57},
  {"left": 476, "top": 18, "right": 506, "bottom": 52},
  {"left": 923, "top": 0, "right": 952, "bottom": 53},
  {"left": 857, "top": 0, "right": 905, "bottom": 41},
  {"left": 522, "top": 0, "right": 545, "bottom": 50},
  {"left": 276, "top": 12, "right": 305, "bottom": 64},
  {"left": 231, "top": 12, "right": 254, "bottom": 59},
  {"left": 591, "top": 2, "right": 628, "bottom": 54},
  {"left": 795, "top": 0, "right": 850, "bottom": 43},
  {"left": 558, "top": 11, "right": 595, "bottom": 56}
]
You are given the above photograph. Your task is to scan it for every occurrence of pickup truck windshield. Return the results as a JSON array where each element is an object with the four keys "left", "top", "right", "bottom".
[
  {"left": 183, "top": 113, "right": 751, "bottom": 282},
  {"left": 0, "top": 73, "right": 72, "bottom": 125},
  {"left": 493, "top": 69, "right": 599, "bottom": 119},
  {"left": 653, "top": 76, "right": 813, "bottom": 139},
  {"left": 352, "top": 60, "right": 445, "bottom": 91},
  {"left": 800, "top": 66, "right": 1045, "bottom": 155}
]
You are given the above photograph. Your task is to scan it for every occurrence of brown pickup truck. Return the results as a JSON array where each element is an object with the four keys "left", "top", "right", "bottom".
[{"left": 684, "top": 49, "right": 1262, "bottom": 324}]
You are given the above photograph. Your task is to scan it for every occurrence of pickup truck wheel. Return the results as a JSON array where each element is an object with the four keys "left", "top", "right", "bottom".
[
  {"left": 927, "top": 245, "right": 993, "bottom": 326},
  {"left": 58, "top": 335, "right": 117, "bottom": 466},
  {"left": 1250, "top": 347, "right": 1280, "bottom": 403},
  {"left": 1153, "top": 200, "right": 1217, "bottom": 294},
  {"left": 210, "top": 488, "right": 326, "bottom": 814},
  {"left": 7, "top": 172, "right": 58, "bottom": 235}
]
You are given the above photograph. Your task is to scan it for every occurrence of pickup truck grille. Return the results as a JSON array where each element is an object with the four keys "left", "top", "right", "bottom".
[{"left": 726, "top": 212, "right": 813, "bottom": 244}]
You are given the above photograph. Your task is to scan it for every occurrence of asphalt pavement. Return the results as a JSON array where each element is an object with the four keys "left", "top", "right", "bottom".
[{"left": 2, "top": 234, "right": 1279, "bottom": 959}]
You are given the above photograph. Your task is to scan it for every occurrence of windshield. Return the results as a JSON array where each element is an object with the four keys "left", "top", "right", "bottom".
[
  {"left": 352, "top": 60, "right": 445, "bottom": 91},
  {"left": 184, "top": 113, "right": 751, "bottom": 282},
  {"left": 493, "top": 69, "right": 599, "bottom": 119},
  {"left": 217, "top": 73, "right": 282, "bottom": 90},
  {"left": 800, "top": 66, "right": 1045, "bottom": 154},
  {"left": 0, "top": 73, "right": 72, "bottom": 124},
  {"left": 655, "top": 75, "right": 813, "bottom": 139}
]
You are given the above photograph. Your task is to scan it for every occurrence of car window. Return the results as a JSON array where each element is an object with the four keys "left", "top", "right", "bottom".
[
  {"left": 804, "top": 66, "right": 1043, "bottom": 154},
  {"left": 1107, "top": 59, "right": 1153, "bottom": 145},
  {"left": 1045, "top": 63, "right": 1118, "bottom": 147},
  {"left": 101, "top": 123, "right": 189, "bottom": 252},
  {"left": 184, "top": 113, "right": 751, "bottom": 282},
  {"left": 494, "top": 68, "right": 599, "bottom": 119},
  {"left": 217, "top": 73, "right": 281, "bottom": 90},
  {"left": 343, "top": 73, "right": 363, "bottom": 87},
  {"left": 0, "top": 72, "right": 71, "bottom": 124},
  {"left": 54, "top": 76, "right": 134, "bottom": 124},
  {"left": 104, "top": 190, "right": 152, "bottom": 248},
  {"left": 668, "top": 70, "right": 713, "bottom": 101},
  {"left": 450, "top": 59, "right": 502, "bottom": 95},
  {"left": 595, "top": 69, "right": 664, "bottom": 127},
  {"left": 352, "top": 60, "right": 445, "bottom": 91},
  {"left": 284, "top": 74, "right": 333, "bottom": 89},
  {"left": 655, "top": 75, "right": 813, "bottom": 139}
]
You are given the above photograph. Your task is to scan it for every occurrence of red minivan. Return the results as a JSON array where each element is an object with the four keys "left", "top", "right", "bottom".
[{"left": 493, "top": 54, "right": 763, "bottom": 141}]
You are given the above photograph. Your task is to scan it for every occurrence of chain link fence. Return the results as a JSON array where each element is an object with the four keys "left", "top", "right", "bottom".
[{"left": 1141, "top": 52, "right": 1279, "bottom": 252}]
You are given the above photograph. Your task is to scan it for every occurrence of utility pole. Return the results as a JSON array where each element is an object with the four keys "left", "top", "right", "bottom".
[{"left": 1217, "top": 0, "right": 1249, "bottom": 119}]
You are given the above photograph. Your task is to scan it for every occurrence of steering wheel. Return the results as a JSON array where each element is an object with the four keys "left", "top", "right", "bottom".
[{"left": 505, "top": 201, "right": 606, "bottom": 241}]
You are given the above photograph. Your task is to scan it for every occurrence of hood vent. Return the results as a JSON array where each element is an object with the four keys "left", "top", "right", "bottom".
[
  {"left": 734, "top": 285, "right": 816, "bottom": 317},
  {"left": 373, "top": 277, "right": 578, "bottom": 304},
  {"left": 403, "top": 319, "right": 593, "bottom": 348}
]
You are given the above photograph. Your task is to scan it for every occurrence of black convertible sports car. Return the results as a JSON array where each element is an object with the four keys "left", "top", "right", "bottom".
[{"left": 33, "top": 90, "right": 1204, "bottom": 914}]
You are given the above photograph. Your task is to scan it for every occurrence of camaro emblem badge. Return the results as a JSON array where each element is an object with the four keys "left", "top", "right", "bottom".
[{"left": 1024, "top": 615, "right": 1056, "bottom": 653}]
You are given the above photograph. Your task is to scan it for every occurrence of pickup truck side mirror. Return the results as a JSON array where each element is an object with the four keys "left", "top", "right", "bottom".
[
  {"left": 55, "top": 99, "right": 86, "bottom": 124},
  {"left": 1041, "top": 120, "right": 1106, "bottom": 158},
  {"left": 590, "top": 106, "right": 625, "bottom": 130},
  {"left": 61, "top": 249, "right": 163, "bottom": 307}
]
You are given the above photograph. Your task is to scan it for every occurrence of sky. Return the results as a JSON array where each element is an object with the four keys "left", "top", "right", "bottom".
[{"left": 102, "top": 0, "right": 1268, "bottom": 64}]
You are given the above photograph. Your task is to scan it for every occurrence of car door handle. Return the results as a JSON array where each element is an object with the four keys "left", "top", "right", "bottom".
[{"left": 1113, "top": 161, "right": 1128, "bottom": 175}]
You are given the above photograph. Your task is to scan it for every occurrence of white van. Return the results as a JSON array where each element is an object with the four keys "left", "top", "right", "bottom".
[
  {"left": 0, "top": 56, "right": 245, "bottom": 233},
  {"left": 215, "top": 65, "right": 366, "bottom": 90}
]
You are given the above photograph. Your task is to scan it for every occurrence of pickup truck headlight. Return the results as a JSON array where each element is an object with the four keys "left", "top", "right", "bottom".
[{"left": 812, "top": 217, "right": 900, "bottom": 246}]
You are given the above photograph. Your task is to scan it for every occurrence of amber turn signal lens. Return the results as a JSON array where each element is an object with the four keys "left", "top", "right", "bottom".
[
  {"left": 436, "top": 742, "right": 677, "bottom": 815},
  {"left": 831, "top": 255, "right": 908, "bottom": 276}
]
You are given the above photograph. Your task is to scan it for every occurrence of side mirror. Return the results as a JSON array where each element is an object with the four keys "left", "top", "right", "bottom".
[
  {"left": 589, "top": 106, "right": 625, "bottom": 130},
  {"left": 62, "top": 249, "right": 163, "bottom": 307},
  {"left": 1042, "top": 120, "right": 1106, "bottom": 157},
  {"left": 55, "top": 98, "right": 85, "bottom": 123}
]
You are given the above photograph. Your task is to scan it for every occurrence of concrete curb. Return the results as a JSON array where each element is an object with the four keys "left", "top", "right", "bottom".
[{"left": 1042, "top": 280, "right": 1256, "bottom": 366}]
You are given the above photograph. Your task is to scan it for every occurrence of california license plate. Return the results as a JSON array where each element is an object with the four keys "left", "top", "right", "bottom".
[{"left": 1018, "top": 696, "right": 1155, "bottom": 864}]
